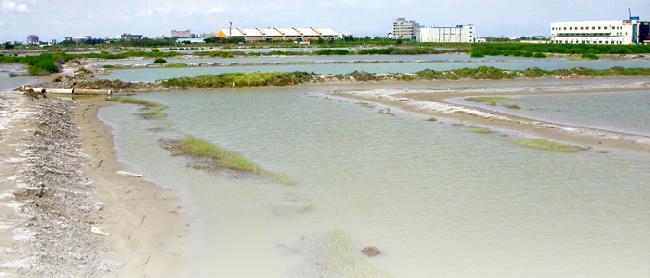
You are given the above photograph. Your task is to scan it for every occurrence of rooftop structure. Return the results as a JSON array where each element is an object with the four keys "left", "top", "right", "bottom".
[{"left": 216, "top": 27, "right": 341, "bottom": 41}]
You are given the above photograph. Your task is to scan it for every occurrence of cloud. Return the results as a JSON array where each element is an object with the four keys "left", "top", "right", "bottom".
[{"left": 1, "top": 1, "right": 28, "bottom": 13}]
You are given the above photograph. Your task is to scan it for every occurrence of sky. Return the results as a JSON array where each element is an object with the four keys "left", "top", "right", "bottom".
[{"left": 1, "top": 0, "right": 649, "bottom": 41}]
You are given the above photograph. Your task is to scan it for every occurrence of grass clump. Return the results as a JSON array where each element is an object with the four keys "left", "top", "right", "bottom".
[
  {"left": 115, "top": 98, "right": 168, "bottom": 119},
  {"left": 322, "top": 230, "right": 390, "bottom": 278},
  {"left": 512, "top": 138, "right": 586, "bottom": 153},
  {"left": 468, "top": 126, "right": 495, "bottom": 134},
  {"left": 503, "top": 104, "right": 521, "bottom": 110},
  {"left": 466, "top": 96, "right": 513, "bottom": 104},
  {"left": 171, "top": 136, "right": 295, "bottom": 186}
]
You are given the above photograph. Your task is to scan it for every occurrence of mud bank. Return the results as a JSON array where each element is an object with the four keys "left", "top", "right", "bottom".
[
  {"left": 0, "top": 92, "right": 190, "bottom": 277},
  {"left": 333, "top": 79, "right": 650, "bottom": 153}
]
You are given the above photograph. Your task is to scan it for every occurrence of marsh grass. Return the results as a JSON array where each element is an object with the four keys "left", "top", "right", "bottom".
[
  {"left": 468, "top": 126, "right": 495, "bottom": 134},
  {"left": 512, "top": 138, "right": 586, "bottom": 153},
  {"left": 322, "top": 230, "right": 390, "bottom": 278},
  {"left": 171, "top": 136, "right": 296, "bottom": 186},
  {"left": 503, "top": 104, "right": 521, "bottom": 110},
  {"left": 115, "top": 98, "right": 168, "bottom": 119},
  {"left": 296, "top": 203, "right": 313, "bottom": 214},
  {"left": 466, "top": 96, "right": 513, "bottom": 104}
]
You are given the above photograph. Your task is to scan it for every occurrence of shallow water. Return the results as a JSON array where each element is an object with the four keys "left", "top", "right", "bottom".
[
  {"left": 0, "top": 64, "right": 34, "bottom": 91},
  {"left": 453, "top": 91, "right": 650, "bottom": 136},
  {"left": 98, "top": 55, "right": 650, "bottom": 82},
  {"left": 100, "top": 85, "right": 650, "bottom": 278}
]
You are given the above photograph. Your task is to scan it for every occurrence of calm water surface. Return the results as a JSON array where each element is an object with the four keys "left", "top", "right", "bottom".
[
  {"left": 0, "top": 64, "right": 34, "bottom": 91},
  {"left": 452, "top": 91, "right": 650, "bottom": 136},
  {"left": 97, "top": 55, "right": 650, "bottom": 82},
  {"left": 100, "top": 85, "right": 650, "bottom": 278}
]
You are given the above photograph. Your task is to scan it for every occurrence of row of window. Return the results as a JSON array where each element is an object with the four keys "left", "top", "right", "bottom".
[
  {"left": 553, "top": 40, "right": 624, "bottom": 44},
  {"left": 555, "top": 32, "right": 628, "bottom": 37},
  {"left": 552, "top": 26, "right": 623, "bottom": 31}
]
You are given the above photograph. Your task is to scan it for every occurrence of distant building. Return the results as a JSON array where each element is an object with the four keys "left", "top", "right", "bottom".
[
  {"left": 392, "top": 18, "right": 420, "bottom": 39},
  {"left": 171, "top": 29, "right": 192, "bottom": 38},
  {"left": 416, "top": 25, "right": 475, "bottom": 43},
  {"left": 200, "top": 33, "right": 216, "bottom": 38},
  {"left": 216, "top": 27, "right": 341, "bottom": 42},
  {"left": 25, "top": 35, "right": 40, "bottom": 45},
  {"left": 550, "top": 17, "right": 650, "bottom": 45},
  {"left": 175, "top": 38, "right": 205, "bottom": 44},
  {"left": 121, "top": 33, "right": 144, "bottom": 41}
]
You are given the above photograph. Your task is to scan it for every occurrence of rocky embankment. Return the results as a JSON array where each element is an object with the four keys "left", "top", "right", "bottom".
[{"left": 0, "top": 93, "right": 114, "bottom": 277}]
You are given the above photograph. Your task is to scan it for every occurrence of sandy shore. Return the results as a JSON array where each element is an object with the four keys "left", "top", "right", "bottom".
[
  {"left": 0, "top": 91, "right": 190, "bottom": 277},
  {"left": 333, "top": 77, "right": 650, "bottom": 153},
  {"left": 76, "top": 99, "right": 191, "bottom": 277}
]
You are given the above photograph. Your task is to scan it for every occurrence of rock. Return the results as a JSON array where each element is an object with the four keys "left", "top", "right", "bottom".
[
  {"left": 90, "top": 226, "right": 110, "bottom": 236},
  {"left": 361, "top": 246, "right": 381, "bottom": 257},
  {"left": 115, "top": 171, "right": 143, "bottom": 177}
]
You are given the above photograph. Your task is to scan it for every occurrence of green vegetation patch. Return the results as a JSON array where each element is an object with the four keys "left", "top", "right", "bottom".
[
  {"left": 512, "top": 138, "right": 587, "bottom": 153},
  {"left": 160, "top": 71, "right": 313, "bottom": 88},
  {"left": 171, "top": 135, "right": 295, "bottom": 186},
  {"left": 468, "top": 126, "right": 495, "bottom": 134},
  {"left": 466, "top": 96, "right": 513, "bottom": 104},
  {"left": 115, "top": 98, "right": 168, "bottom": 119}
]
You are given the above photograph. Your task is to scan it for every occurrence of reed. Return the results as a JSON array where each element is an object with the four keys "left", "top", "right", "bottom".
[
  {"left": 512, "top": 138, "right": 586, "bottom": 152},
  {"left": 170, "top": 135, "right": 296, "bottom": 186}
]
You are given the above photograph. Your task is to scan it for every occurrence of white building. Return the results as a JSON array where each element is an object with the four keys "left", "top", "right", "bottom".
[
  {"left": 416, "top": 25, "right": 475, "bottom": 43},
  {"left": 392, "top": 18, "right": 421, "bottom": 40},
  {"left": 217, "top": 27, "right": 341, "bottom": 42},
  {"left": 550, "top": 18, "right": 650, "bottom": 45}
]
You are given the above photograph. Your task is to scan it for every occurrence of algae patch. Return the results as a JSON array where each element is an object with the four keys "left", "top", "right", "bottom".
[
  {"left": 468, "top": 126, "right": 495, "bottom": 134},
  {"left": 512, "top": 138, "right": 587, "bottom": 153},
  {"left": 115, "top": 97, "right": 168, "bottom": 119},
  {"left": 169, "top": 135, "right": 296, "bottom": 186}
]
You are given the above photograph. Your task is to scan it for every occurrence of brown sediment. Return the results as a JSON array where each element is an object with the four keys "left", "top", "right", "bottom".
[
  {"left": 76, "top": 98, "right": 191, "bottom": 277},
  {"left": 334, "top": 78, "right": 650, "bottom": 153}
]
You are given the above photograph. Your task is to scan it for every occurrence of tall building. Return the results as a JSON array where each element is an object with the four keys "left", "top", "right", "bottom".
[
  {"left": 392, "top": 18, "right": 420, "bottom": 40},
  {"left": 25, "top": 35, "right": 40, "bottom": 45},
  {"left": 417, "top": 25, "right": 475, "bottom": 43},
  {"left": 550, "top": 17, "right": 650, "bottom": 45},
  {"left": 171, "top": 29, "right": 192, "bottom": 38}
]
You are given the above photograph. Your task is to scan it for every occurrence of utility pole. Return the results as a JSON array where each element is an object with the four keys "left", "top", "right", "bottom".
[{"left": 228, "top": 21, "right": 232, "bottom": 37}]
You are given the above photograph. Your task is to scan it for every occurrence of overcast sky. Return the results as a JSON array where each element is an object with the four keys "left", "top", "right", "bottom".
[{"left": 1, "top": 0, "right": 649, "bottom": 41}]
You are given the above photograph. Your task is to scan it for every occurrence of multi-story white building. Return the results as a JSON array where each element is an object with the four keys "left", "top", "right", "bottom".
[
  {"left": 416, "top": 25, "right": 475, "bottom": 43},
  {"left": 550, "top": 18, "right": 650, "bottom": 45},
  {"left": 392, "top": 18, "right": 420, "bottom": 40}
]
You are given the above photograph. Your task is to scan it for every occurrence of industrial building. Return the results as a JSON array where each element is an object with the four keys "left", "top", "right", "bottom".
[
  {"left": 550, "top": 17, "right": 650, "bottom": 45},
  {"left": 216, "top": 27, "right": 341, "bottom": 42},
  {"left": 392, "top": 18, "right": 421, "bottom": 39},
  {"left": 416, "top": 25, "right": 475, "bottom": 43},
  {"left": 171, "top": 29, "right": 192, "bottom": 38}
]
